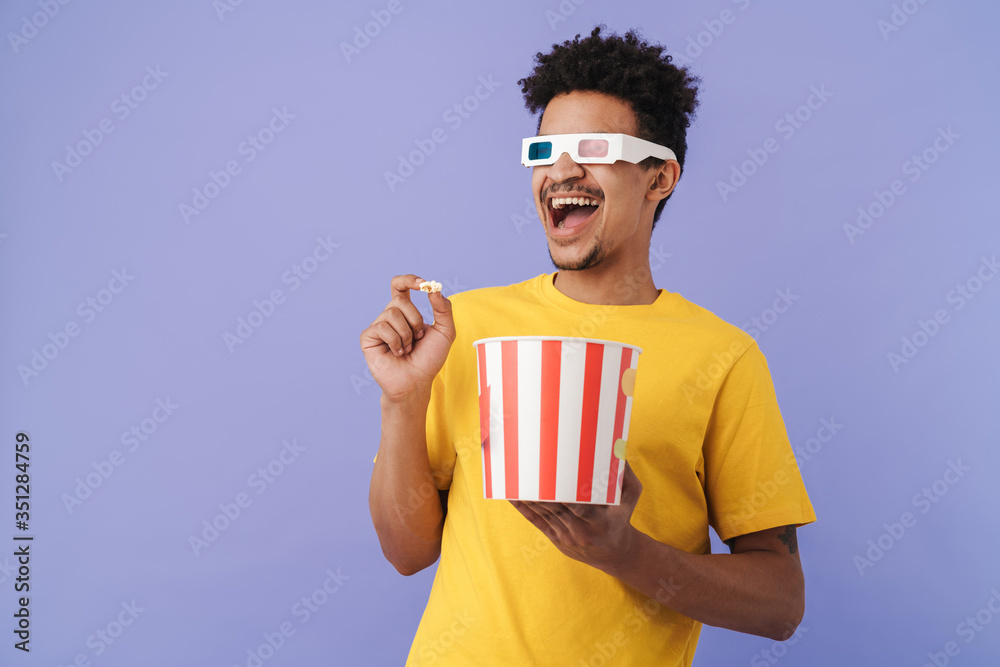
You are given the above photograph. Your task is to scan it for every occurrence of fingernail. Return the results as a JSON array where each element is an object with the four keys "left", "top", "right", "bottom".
[
  {"left": 416, "top": 330, "right": 424, "bottom": 340},
  {"left": 405, "top": 344, "right": 412, "bottom": 353}
]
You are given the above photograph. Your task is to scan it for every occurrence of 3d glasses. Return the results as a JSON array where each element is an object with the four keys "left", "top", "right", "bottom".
[{"left": 521, "top": 133, "right": 677, "bottom": 167}]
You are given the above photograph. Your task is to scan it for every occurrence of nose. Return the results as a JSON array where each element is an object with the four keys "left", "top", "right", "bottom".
[{"left": 546, "top": 151, "right": 586, "bottom": 183}]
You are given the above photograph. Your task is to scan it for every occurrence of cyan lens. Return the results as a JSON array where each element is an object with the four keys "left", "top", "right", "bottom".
[{"left": 528, "top": 141, "right": 552, "bottom": 161}]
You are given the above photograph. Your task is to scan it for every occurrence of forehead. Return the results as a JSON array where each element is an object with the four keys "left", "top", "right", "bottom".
[{"left": 538, "top": 91, "right": 639, "bottom": 136}]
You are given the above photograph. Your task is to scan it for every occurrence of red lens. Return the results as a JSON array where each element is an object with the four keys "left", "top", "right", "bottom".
[{"left": 577, "top": 139, "right": 609, "bottom": 158}]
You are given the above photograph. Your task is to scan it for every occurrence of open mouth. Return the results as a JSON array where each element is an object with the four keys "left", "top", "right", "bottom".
[{"left": 548, "top": 196, "right": 601, "bottom": 231}]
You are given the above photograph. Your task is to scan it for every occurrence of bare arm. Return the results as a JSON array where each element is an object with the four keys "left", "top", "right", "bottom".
[
  {"left": 512, "top": 464, "right": 805, "bottom": 640},
  {"left": 362, "top": 275, "right": 456, "bottom": 575},
  {"left": 369, "top": 392, "right": 447, "bottom": 575},
  {"left": 608, "top": 524, "right": 804, "bottom": 640}
]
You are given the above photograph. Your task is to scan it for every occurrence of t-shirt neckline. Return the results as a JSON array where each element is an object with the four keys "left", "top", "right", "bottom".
[{"left": 537, "top": 271, "right": 670, "bottom": 315}]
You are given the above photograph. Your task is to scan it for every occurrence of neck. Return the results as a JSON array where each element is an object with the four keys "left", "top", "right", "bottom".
[{"left": 553, "top": 262, "right": 659, "bottom": 306}]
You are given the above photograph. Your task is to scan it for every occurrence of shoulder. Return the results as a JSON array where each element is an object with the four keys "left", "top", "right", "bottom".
[
  {"left": 661, "top": 291, "right": 759, "bottom": 361},
  {"left": 448, "top": 274, "right": 546, "bottom": 305},
  {"left": 446, "top": 275, "right": 548, "bottom": 325}
]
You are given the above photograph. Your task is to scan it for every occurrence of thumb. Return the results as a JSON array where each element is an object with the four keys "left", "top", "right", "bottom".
[
  {"left": 428, "top": 291, "right": 456, "bottom": 341},
  {"left": 621, "top": 461, "right": 642, "bottom": 506}
]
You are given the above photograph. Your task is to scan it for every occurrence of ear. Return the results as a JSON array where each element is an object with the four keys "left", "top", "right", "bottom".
[{"left": 645, "top": 160, "right": 681, "bottom": 204}]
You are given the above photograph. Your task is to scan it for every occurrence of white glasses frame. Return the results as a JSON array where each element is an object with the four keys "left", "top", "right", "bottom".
[{"left": 521, "top": 133, "right": 677, "bottom": 167}]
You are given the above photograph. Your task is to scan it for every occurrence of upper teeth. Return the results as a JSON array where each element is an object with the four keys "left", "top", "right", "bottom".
[{"left": 551, "top": 197, "right": 599, "bottom": 208}]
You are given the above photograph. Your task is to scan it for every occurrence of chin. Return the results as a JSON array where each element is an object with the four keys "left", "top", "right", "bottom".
[{"left": 548, "top": 240, "right": 605, "bottom": 272}]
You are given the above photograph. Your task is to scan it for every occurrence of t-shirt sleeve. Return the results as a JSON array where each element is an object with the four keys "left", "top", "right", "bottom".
[
  {"left": 424, "top": 366, "right": 457, "bottom": 491},
  {"left": 703, "top": 342, "right": 816, "bottom": 543}
]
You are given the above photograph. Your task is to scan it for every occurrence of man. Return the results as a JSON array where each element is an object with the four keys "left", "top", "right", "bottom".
[{"left": 362, "top": 27, "right": 816, "bottom": 666}]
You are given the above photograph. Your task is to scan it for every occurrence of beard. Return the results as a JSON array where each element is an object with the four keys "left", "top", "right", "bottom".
[{"left": 548, "top": 230, "right": 606, "bottom": 271}]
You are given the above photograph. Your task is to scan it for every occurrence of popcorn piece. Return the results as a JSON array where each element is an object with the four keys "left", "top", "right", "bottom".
[{"left": 419, "top": 280, "right": 442, "bottom": 294}]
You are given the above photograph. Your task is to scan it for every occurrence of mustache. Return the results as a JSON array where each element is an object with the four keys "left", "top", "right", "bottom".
[{"left": 543, "top": 185, "right": 604, "bottom": 200}]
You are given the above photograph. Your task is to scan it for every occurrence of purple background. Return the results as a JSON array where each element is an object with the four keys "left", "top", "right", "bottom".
[{"left": 2, "top": 0, "right": 998, "bottom": 665}]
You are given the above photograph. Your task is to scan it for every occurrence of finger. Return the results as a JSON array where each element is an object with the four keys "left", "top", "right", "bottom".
[
  {"left": 510, "top": 501, "right": 553, "bottom": 532},
  {"left": 620, "top": 462, "right": 643, "bottom": 507},
  {"left": 380, "top": 308, "right": 418, "bottom": 352},
  {"left": 426, "top": 291, "right": 455, "bottom": 341},
  {"left": 366, "top": 320, "right": 406, "bottom": 356},
  {"left": 381, "top": 306, "right": 423, "bottom": 351},
  {"left": 389, "top": 274, "right": 425, "bottom": 300},
  {"left": 398, "top": 297, "right": 428, "bottom": 338},
  {"left": 562, "top": 502, "right": 599, "bottom": 522},
  {"left": 385, "top": 297, "right": 426, "bottom": 340},
  {"left": 524, "top": 502, "right": 576, "bottom": 533}
]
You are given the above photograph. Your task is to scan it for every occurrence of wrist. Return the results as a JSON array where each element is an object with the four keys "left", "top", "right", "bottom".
[
  {"left": 596, "top": 524, "right": 647, "bottom": 579},
  {"left": 380, "top": 387, "right": 431, "bottom": 414}
]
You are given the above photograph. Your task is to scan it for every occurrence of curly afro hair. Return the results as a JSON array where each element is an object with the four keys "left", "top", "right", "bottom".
[{"left": 518, "top": 26, "right": 700, "bottom": 225}]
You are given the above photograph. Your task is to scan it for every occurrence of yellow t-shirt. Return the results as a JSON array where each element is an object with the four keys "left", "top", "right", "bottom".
[{"left": 405, "top": 273, "right": 816, "bottom": 666}]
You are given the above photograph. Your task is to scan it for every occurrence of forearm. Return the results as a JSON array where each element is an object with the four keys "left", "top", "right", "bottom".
[
  {"left": 603, "top": 530, "right": 804, "bottom": 641},
  {"left": 369, "top": 392, "right": 445, "bottom": 575}
]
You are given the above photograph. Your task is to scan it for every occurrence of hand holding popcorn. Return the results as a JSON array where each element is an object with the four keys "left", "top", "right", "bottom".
[{"left": 360, "top": 275, "right": 455, "bottom": 404}]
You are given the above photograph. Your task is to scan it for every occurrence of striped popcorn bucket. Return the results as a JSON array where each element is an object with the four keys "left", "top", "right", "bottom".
[{"left": 472, "top": 336, "right": 641, "bottom": 505}]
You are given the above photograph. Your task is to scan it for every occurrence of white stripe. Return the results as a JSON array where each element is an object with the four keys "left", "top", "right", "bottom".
[
  {"left": 555, "top": 341, "right": 586, "bottom": 502},
  {"left": 485, "top": 341, "right": 505, "bottom": 498},
  {"left": 590, "top": 345, "right": 622, "bottom": 503},
  {"left": 517, "top": 340, "right": 542, "bottom": 501}
]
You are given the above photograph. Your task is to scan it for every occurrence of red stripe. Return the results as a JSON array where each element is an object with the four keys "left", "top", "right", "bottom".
[
  {"left": 478, "top": 344, "right": 492, "bottom": 498},
  {"left": 538, "top": 340, "right": 561, "bottom": 500},
  {"left": 576, "top": 342, "right": 604, "bottom": 502},
  {"left": 501, "top": 340, "right": 519, "bottom": 498},
  {"left": 606, "top": 348, "right": 633, "bottom": 503}
]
